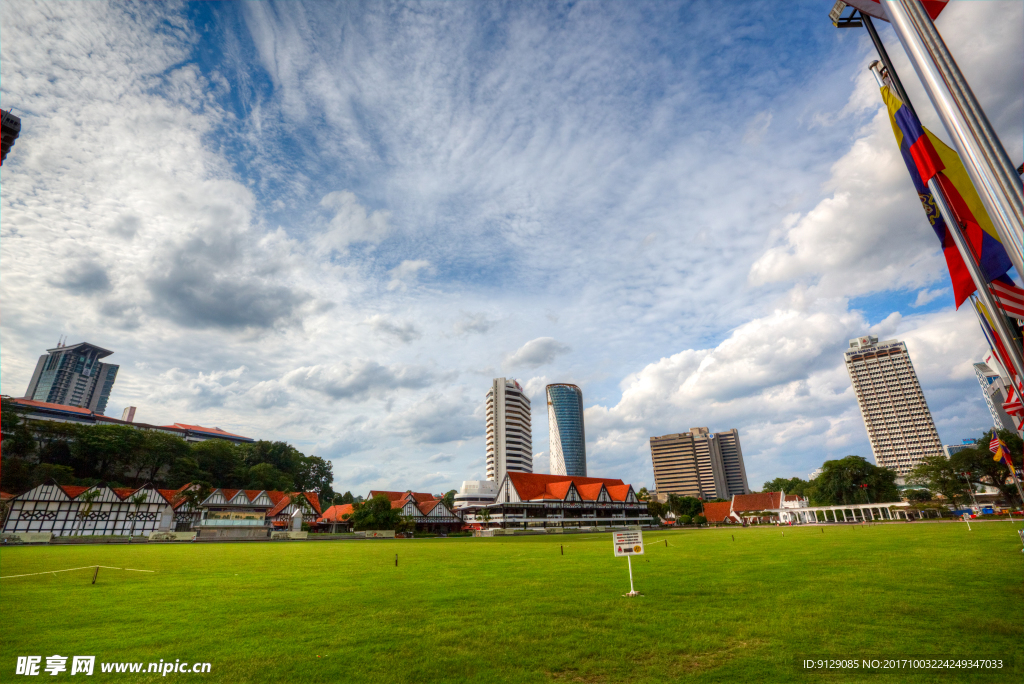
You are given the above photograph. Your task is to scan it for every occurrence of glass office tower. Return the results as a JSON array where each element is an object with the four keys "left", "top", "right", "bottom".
[{"left": 546, "top": 383, "right": 587, "bottom": 477}]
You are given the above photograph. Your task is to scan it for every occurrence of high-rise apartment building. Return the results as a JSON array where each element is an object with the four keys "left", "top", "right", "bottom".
[
  {"left": 844, "top": 336, "right": 943, "bottom": 476},
  {"left": 485, "top": 378, "right": 532, "bottom": 483},
  {"left": 650, "top": 427, "right": 749, "bottom": 499},
  {"left": 24, "top": 342, "right": 119, "bottom": 415},
  {"left": 547, "top": 383, "right": 587, "bottom": 477},
  {"left": 972, "top": 362, "right": 1017, "bottom": 433}
]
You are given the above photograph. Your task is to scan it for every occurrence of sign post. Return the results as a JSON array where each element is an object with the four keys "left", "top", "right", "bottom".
[{"left": 613, "top": 529, "right": 644, "bottom": 597}]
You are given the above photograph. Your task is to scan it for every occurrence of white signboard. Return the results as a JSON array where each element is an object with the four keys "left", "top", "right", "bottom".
[{"left": 613, "top": 530, "right": 644, "bottom": 557}]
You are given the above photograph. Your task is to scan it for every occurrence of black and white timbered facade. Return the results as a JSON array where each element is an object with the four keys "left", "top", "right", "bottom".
[
  {"left": 463, "top": 473, "right": 652, "bottom": 529},
  {"left": 1, "top": 482, "right": 193, "bottom": 537}
]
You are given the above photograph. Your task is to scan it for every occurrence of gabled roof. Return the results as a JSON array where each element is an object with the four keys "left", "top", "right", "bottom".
[
  {"left": 417, "top": 499, "right": 444, "bottom": 515},
  {"left": 702, "top": 501, "right": 733, "bottom": 523},
  {"left": 506, "top": 473, "right": 627, "bottom": 502},
  {"left": 59, "top": 485, "right": 92, "bottom": 499},
  {"left": 112, "top": 487, "right": 137, "bottom": 499},
  {"left": 369, "top": 490, "right": 434, "bottom": 504},
  {"left": 0, "top": 491, "right": 14, "bottom": 501},
  {"left": 267, "top": 491, "right": 322, "bottom": 516},
  {"left": 604, "top": 484, "right": 632, "bottom": 502},
  {"left": 732, "top": 492, "right": 783, "bottom": 512},
  {"left": 319, "top": 503, "right": 355, "bottom": 523},
  {"left": 575, "top": 483, "right": 606, "bottom": 501},
  {"left": 784, "top": 494, "right": 803, "bottom": 501}
]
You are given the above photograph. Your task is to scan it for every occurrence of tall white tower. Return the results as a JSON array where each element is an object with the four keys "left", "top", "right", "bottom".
[
  {"left": 844, "top": 336, "right": 943, "bottom": 476},
  {"left": 485, "top": 378, "right": 532, "bottom": 482}
]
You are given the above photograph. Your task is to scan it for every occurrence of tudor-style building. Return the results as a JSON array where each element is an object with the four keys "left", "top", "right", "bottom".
[
  {"left": 317, "top": 490, "right": 463, "bottom": 533},
  {"left": 196, "top": 488, "right": 321, "bottom": 538},
  {"left": 463, "top": 473, "right": 652, "bottom": 529},
  {"left": 1, "top": 481, "right": 194, "bottom": 537}
]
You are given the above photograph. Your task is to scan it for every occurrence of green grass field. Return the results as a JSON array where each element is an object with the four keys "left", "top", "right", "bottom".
[{"left": 1, "top": 523, "right": 1021, "bottom": 683}]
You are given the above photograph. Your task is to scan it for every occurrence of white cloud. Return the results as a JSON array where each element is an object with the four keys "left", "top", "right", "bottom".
[
  {"left": 506, "top": 338, "right": 571, "bottom": 369},
  {"left": 911, "top": 288, "right": 948, "bottom": 308},
  {"left": 315, "top": 190, "right": 392, "bottom": 252},
  {"left": 366, "top": 315, "right": 421, "bottom": 343},
  {"left": 386, "top": 259, "right": 433, "bottom": 291}
]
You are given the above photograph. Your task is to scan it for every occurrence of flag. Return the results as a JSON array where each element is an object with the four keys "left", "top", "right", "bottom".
[
  {"left": 880, "top": 87, "right": 1014, "bottom": 307},
  {"left": 989, "top": 435, "right": 1015, "bottom": 471},
  {"left": 990, "top": 280, "right": 1024, "bottom": 321}
]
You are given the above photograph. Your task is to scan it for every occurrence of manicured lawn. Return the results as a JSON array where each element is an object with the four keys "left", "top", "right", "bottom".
[{"left": 1, "top": 523, "right": 1021, "bottom": 683}]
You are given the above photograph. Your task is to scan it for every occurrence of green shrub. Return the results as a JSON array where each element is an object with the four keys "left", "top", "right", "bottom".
[{"left": 677, "top": 514, "right": 691, "bottom": 524}]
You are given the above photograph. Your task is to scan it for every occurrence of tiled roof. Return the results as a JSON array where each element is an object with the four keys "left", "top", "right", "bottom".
[
  {"left": 267, "top": 491, "right": 322, "bottom": 517},
  {"left": 12, "top": 398, "right": 94, "bottom": 415},
  {"left": 0, "top": 491, "right": 15, "bottom": 501},
  {"left": 220, "top": 488, "right": 241, "bottom": 503},
  {"left": 369, "top": 490, "right": 433, "bottom": 504},
  {"left": 575, "top": 483, "right": 605, "bottom": 501},
  {"left": 732, "top": 492, "right": 783, "bottom": 512},
  {"left": 784, "top": 494, "right": 803, "bottom": 501},
  {"left": 112, "top": 487, "right": 137, "bottom": 499},
  {"left": 417, "top": 499, "right": 443, "bottom": 515},
  {"left": 59, "top": 485, "right": 91, "bottom": 499},
  {"left": 702, "top": 501, "right": 733, "bottom": 523},
  {"left": 605, "top": 484, "right": 632, "bottom": 502},
  {"left": 161, "top": 423, "right": 251, "bottom": 440},
  {"left": 506, "top": 473, "right": 627, "bottom": 502},
  {"left": 319, "top": 503, "right": 355, "bottom": 523}
]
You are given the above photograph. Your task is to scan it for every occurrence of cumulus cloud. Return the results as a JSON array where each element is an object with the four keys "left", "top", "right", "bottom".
[
  {"left": 911, "top": 288, "right": 948, "bottom": 308},
  {"left": 386, "top": 260, "right": 433, "bottom": 291},
  {"left": 506, "top": 338, "right": 571, "bottom": 369},
  {"left": 284, "top": 360, "right": 437, "bottom": 401},
  {"left": 316, "top": 190, "right": 392, "bottom": 252}
]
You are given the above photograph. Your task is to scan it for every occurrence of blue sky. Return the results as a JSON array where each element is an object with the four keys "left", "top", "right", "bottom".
[{"left": 1, "top": 1, "right": 1021, "bottom": 494}]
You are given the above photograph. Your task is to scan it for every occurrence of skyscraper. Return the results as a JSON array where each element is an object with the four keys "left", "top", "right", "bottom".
[
  {"left": 649, "top": 427, "right": 750, "bottom": 499},
  {"left": 547, "top": 383, "right": 587, "bottom": 477},
  {"left": 844, "top": 336, "right": 943, "bottom": 476},
  {"left": 24, "top": 341, "right": 119, "bottom": 415},
  {"left": 973, "top": 361, "right": 1017, "bottom": 433},
  {"left": 485, "top": 378, "right": 532, "bottom": 483}
]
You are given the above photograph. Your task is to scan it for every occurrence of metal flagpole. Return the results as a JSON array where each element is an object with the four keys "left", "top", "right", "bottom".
[
  {"left": 882, "top": 0, "right": 1024, "bottom": 282},
  {"left": 868, "top": 63, "right": 1024, "bottom": 386}
]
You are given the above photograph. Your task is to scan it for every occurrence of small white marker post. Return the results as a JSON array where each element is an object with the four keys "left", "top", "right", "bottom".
[{"left": 613, "top": 529, "right": 644, "bottom": 597}]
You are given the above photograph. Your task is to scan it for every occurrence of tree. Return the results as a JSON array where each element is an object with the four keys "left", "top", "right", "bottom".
[
  {"left": 135, "top": 431, "right": 190, "bottom": 485},
  {"left": 909, "top": 454, "right": 971, "bottom": 509},
  {"left": 636, "top": 487, "right": 651, "bottom": 501},
  {"left": 1, "top": 398, "right": 36, "bottom": 460},
  {"left": 71, "top": 424, "right": 145, "bottom": 481},
  {"left": 677, "top": 514, "right": 692, "bottom": 525},
  {"left": 477, "top": 507, "right": 492, "bottom": 526},
  {"left": 75, "top": 489, "right": 103, "bottom": 536},
  {"left": 667, "top": 495, "right": 703, "bottom": 518},
  {"left": 294, "top": 455, "right": 334, "bottom": 504},
  {"left": 762, "top": 477, "right": 812, "bottom": 496},
  {"left": 340, "top": 491, "right": 355, "bottom": 505},
  {"left": 646, "top": 500, "right": 668, "bottom": 522},
  {"left": 166, "top": 457, "right": 211, "bottom": 490},
  {"left": 244, "top": 462, "right": 294, "bottom": 492},
  {"left": 127, "top": 491, "right": 148, "bottom": 538},
  {"left": 813, "top": 456, "right": 900, "bottom": 505},
  {"left": 395, "top": 515, "right": 417, "bottom": 535},
  {"left": 191, "top": 439, "right": 245, "bottom": 489},
  {"left": 693, "top": 515, "right": 707, "bottom": 525},
  {"left": 345, "top": 494, "right": 403, "bottom": 531},
  {"left": 950, "top": 430, "right": 1022, "bottom": 505},
  {"left": 905, "top": 489, "right": 932, "bottom": 502},
  {"left": 441, "top": 489, "right": 457, "bottom": 509}
]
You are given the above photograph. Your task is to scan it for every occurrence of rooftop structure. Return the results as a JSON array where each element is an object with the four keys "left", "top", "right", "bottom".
[
  {"left": 2, "top": 396, "right": 254, "bottom": 445},
  {"left": 24, "top": 341, "right": 119, "bottom": 415},
  {"left": 844, "top": 336, "right": 943, "bottom": 476}
]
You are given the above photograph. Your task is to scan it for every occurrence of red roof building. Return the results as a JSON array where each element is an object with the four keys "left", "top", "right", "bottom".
[{"left": 464, "top": 472, "right": 651, "bottom": 530}]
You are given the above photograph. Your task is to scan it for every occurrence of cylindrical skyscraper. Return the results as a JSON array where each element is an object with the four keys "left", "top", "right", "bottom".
[{"left": 546, "top": 383, "right": 587, "bottom": 477}]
